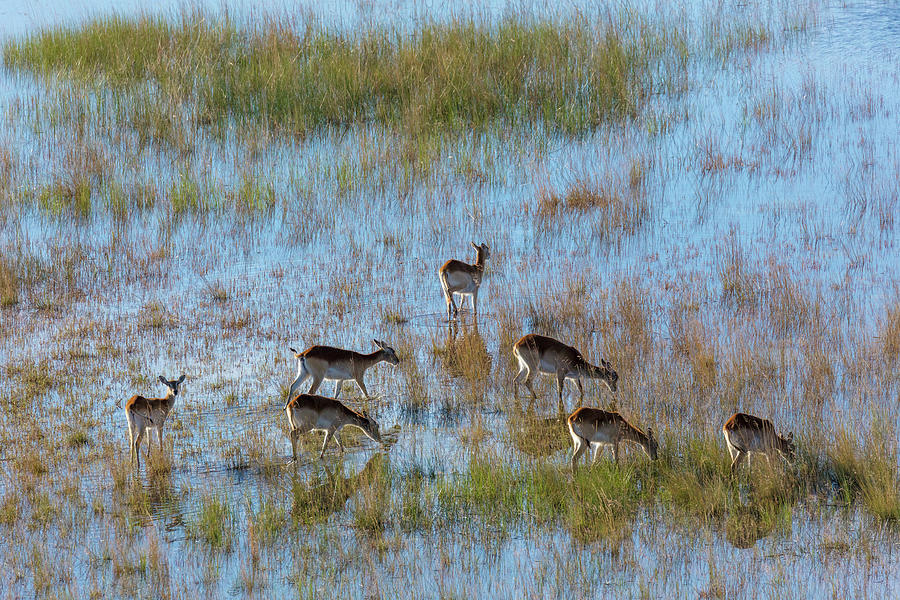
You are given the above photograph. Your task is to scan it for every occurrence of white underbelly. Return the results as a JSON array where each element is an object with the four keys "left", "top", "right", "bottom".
[
  {"left": 323, "top": 365, "right": 354, "bottom": 380},
  {"left": 451, "top": 285, "right": 476, "bottom": 295},
  {"left": 538, "top": 360, "right": 576, "bottom": 377}
]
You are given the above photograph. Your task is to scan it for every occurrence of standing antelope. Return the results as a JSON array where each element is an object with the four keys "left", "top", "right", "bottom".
[
  {"left": 722, "top": 413, "right": 795, "bottom": 474},
  {"left": 513, "top": 334, "right": 618, "bottom": 403},
  {"left": 285, "top": 393, "right": 383, "bottom": 460},
  {"left": 567, "top": 407, "right": 658, "bottom": 472},
  {"left": 439, "top": 242, "right": 490, "bottom": 320},
  {"left": 286, "top": 340, "right": 400, "bottom": 405},
  {"left": 125, "top": 375, "right": 185, "bottom": 469}
]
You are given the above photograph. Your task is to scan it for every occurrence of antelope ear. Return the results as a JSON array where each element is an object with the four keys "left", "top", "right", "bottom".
[
  {"left": 289, "top": 346, "right": 297, "bottom": 354},
  {"left": 158, "top": 375, "right": 167, "bottom": 385},
  {"left": 787, "top": 431, "right": 794, "bottom": 441},
  {"left": 471, "top": 241, "right": 478, "bottom": 249},
  {"left": 373, "top": 339, "right": 383, "bottom": 348},
  {"left": 177, "top": 374, "right": 186, "bottom": 384}
]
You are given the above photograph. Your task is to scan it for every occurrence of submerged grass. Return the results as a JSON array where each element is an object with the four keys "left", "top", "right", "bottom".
[{"left": 4, "top": 14, "right": 649, "bottom": 138}]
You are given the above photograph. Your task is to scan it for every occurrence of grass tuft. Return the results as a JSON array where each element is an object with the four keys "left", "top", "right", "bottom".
[{"left": 4, "top": 14, "right": 648, "bottom": 138}]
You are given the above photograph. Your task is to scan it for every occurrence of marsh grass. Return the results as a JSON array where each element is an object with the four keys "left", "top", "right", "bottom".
[
  {"left": 4, "top": 14, "right": 648, "bottom": 140},
  {"left": 249, "top": 497, "right": 288, "bottom": 546},
  {"left": 4, "top": 358, "right": 54, "bottom": 403},
  {"left": 190, "top": 493, "right": 235, "bottom": 551},
  {"left": 536, "top": 175, "right": 649, "bottom": 240},
  {"left": 567, "top": 460, "right": 645, "bottom": 543},
  {"left": 0, "top": 253, "right": 19, "bottom": 307},
  {"left": 880, "top": 299, "right": 900, "bottom": 364},
  {"left": 827, "top": 425, "right": 900, "bottom": 523},
  {"left": 1, "top": 0, "right": 899, "bottom": 595},
  {"left": 435, "top": 454, "right": 654, "bottom": 543},
  {"left": 764, "top": 261, "right": 820, "bottom": 336},
  {"left": 291, "top": 455, "right": 386, "bottom": 527},
  {"left": 658, "top": 438, "right": 733, "bottom": 521},
  {"left": 431, "top": 328, "right": 492, "bottom": 387},
  {"left": 717, "top": 232, "right": 761, "bottom": 310}
]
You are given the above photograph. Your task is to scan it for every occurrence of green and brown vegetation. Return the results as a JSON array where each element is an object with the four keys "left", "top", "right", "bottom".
[{"left": 0, "top": 0, "right": 897, "bottom": 597}]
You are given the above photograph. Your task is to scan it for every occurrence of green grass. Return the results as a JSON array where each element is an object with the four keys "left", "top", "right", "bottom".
[
  {"left": 0, "top": 254, "right": 17, "bottom": 307},
  {"left": 828, "top": 425, "right": 900, "bottom": 524},
  {"left": 4, "top": 14, "right": 649, "bottom": 138},
  {"left": 189, "top": 493, "right": 235, "bottom": 551}
]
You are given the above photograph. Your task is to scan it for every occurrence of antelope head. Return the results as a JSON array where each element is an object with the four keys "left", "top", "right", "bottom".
[
  {"left": 159, "top": 374, "right": 186, "bottom": 397},
  {"left": 597, "top": 359, "right": 618, "bottom": 393},
  {"left": 360, "top": 410, "right": 383, "bottom": 444},
  {"left": 471, "top": 241, "right": 491, "bottom": 265},
  {"left": 374, "top": 340, "right": 400, "bottom": 366},
  {"left": 780, "top": 431, "right": 796, "bottom": 462},
  {"left": 645, "top": 427, "right": 659, "bottom": 460}
]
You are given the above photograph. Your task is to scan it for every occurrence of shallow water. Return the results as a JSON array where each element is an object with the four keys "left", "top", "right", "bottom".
[{"left": 1, "top": 0, "right": 899, "bottom": 597}]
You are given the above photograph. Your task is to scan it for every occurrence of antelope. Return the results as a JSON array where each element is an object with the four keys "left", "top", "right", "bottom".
[
  {"left": 722, "top": 413, "right": 795, "bottom": 474},
  {"left": 567, "top": 407, "right": 658, "bottom": 472},
  {"left": 439, "top": 242, "right": 490, "bottom": 320},
  {"left": 125, "top": 375, "right": 185, "bottom": 469},
  {"left": 286, "top": 340, "right": 400, "bottom": 405},
  {"left": 285, "top": 393, "right": 383, "bottom": 460},
  {"left": 512, "top": 334, "right": 618, "bottom": 403}
]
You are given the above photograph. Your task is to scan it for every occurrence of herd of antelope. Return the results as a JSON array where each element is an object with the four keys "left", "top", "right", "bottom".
[{"left": 125, "top": 242, "right": 796, "bottom": 476}]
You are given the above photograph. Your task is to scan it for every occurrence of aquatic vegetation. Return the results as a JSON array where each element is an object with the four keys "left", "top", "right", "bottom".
[{"left": 0, "top": 0, "right": 898, "bottom": 596}]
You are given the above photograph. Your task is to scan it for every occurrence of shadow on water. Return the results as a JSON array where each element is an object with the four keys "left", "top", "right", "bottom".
[
  {"left": 119, "top": 456, "right": 186, "bottom": 531},
  {"left": 433, "top": 321, "right": 492, "bottom": 386},
  {"left": 724, "top": 505, "right": 779, "bottom": 549},
  {"left": 290, "top": 453, "right": 386, "bottom": 525},
  {"left": 723, "top": 472, "right": 798, "bottom": 549},
  {"left": 506, "top": 405, "right": 570, "bottom": 458}
]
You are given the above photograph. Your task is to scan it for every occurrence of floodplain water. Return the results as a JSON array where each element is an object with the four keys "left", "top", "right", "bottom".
[{"left": 0, "top": 0, "right": 899, "bottom": 597}]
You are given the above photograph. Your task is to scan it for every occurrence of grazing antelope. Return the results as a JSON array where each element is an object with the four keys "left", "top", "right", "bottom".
[
  {"left": 286, "top": 340, "right": 400, "bottom": 405},
  {"left": 439, "top": 242, "right": 490, "bottom": 320},
  {"left": 513, "top": 334, "right": 618, "bottom": 403},
  {"left": 567, "top": 407, "right": 658, "bottom": 472},
  {"left": 125, "top": 375, "right": 185, "bottom": 469},
  {"left": 722, "top": 413, "right": 795, "bottom": 474},
  {"left": 285, "top": 394, "right": 383, "bottom": 460}
]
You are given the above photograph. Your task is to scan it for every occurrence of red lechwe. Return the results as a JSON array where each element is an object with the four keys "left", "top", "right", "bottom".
[
  {"left": 513, "top": 334, "right": 618, "bottom": 403},
  {"left": 567, "top": 407, "right": 658, "bottom": 472},
  {"left": 722, "top": 412, "right": 795, "bottom": 474},
  {"left": 439, "top": 242, "right": 490, "bottom": 320},
  {"left": 286, "top": 340, "right": 400, "bottom": 405},
  {"left": 124, "top": 374, "right": 185, "bottom": 468},
  {"left": 285, "top": 393, "right": 383, "bottom": 460}
]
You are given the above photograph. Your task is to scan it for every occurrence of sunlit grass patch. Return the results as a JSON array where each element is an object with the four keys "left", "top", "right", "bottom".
[
  {"left": 536, "top": 176, "right": 649, "bottom": 240},
  {"left": 4, "top": 13, "right": 649, "bottom": 139},
  {"left": 827, "top": 425, "right": 900, "bottom": 524},
  {"left": 249, "top": 497, "right": 288, "bottom": 546},
  {"left": 189, "top": 493, "right": 235, "bottom": 551},
  {"left": 658, "top": 437, "right": 733, "bottom": 521},
  {"left": 431, "top": 329, "right": 492, "bottom": 386}
]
